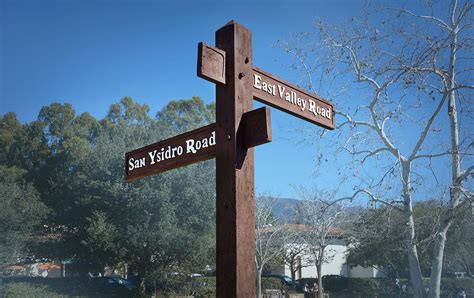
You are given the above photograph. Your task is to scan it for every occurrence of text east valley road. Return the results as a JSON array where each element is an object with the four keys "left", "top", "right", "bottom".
[{"left": 252, "top": 70, "right": 334, "bottom": 129}]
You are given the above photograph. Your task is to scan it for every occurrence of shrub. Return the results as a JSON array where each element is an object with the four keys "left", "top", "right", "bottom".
[
  {"left": 194, "top": 276, "right": 216, "bottom": 287},
  {"left": 192, "top": 276, "right": 216, "bottom": 297},
  {"left": 441, "top": 278, "right": 474, "bottom": 291},
  {"left": 262, "top": 277, "right": 289, "bottom": 291},
  {"left": 322, "top": 275, "right": 349, "bottom": 292},
  {"left": 298, "top": 277, "right": 318, "bottom": 290},
  {"left": 321, "top": 276, "right": 394, "bottom": 295},
  {"left": 347, "top": 278, "right": 382, "bottom": 294}
]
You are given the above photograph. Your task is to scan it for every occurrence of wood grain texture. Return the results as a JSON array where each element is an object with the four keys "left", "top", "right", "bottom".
[
  {"left": 242, "top": 106, "right": 272, "bottom": 148},
  {"left": 215, "top": 20, "right": 256, "bottom": 298},
  {"left": 197, "top": 42, "right": 226, "bottom": 85}
]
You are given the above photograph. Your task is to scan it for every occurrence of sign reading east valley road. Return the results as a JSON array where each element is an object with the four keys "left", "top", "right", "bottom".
[
  {"left": 252, "top": 67, "right": 335, "bottom": 130},
  {"left": 125, "top": 123, "right": 216, "bottom": 181}
]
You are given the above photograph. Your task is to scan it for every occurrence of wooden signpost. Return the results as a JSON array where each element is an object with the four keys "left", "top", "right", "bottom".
[{"left": 125, "top": 20, "right": 334, "bottom": 297}]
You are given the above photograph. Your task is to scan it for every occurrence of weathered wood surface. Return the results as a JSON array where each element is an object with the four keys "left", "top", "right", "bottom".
[
  {"left": 215, "top": 20, "right": 256, "bottom": 298},
  {"left": 242, "top": 106, "right": 272, "bottom": 148},
  {"left": 197, "top": 42, "right": 226, "bottom": 85}
]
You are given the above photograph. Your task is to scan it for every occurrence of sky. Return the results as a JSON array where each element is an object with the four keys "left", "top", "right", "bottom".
[{"left": 2, "top": 0, "right": 461, "bottom": 200}]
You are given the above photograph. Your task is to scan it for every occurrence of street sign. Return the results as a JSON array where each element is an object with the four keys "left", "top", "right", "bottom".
[
  {"left": 196, "top": 22, "right": 335, "bottom": 296},
  {"left": 124, "top": 106, "right": 271, "bottom": 182},
  {"left": 252, "top": 66, "right": 335, "bottom": 129},
  {"left": 197, "top": 44, "right": 335, "bottom": 129},
  {"left": 126, "top": 19, "right": 335, "bottom": 298},
  {"left": 125, "top": 124, "right": 217, "bottom": 182}
]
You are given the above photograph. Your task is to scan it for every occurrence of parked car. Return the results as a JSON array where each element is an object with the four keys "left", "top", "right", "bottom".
[{"left": 90, "top": 276, "right": 137, "bottom": 292}]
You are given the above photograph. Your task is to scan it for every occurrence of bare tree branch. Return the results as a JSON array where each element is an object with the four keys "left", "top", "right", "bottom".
[
  {"left": 393, "top": 8, "right": 452, "bottom": 31},
  {"left": 412, "top": 151, "right": 452, "bottom": 160},
  {"left": 280, "top": 40, "right": 316, "bottom": 93},
  {"left": 336, "top": 111, "right": 375, "bottom": 129},
  {"left": 408, "top": 89, "right": 447, "bottom": 161},
  {"left": 456, "top": 165, "right": 474, "bottom": 184}
]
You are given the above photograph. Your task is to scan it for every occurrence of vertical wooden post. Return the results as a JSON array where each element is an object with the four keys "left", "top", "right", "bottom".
[{"left": 215, "top": 20, "right": 255, "bottom": 297}]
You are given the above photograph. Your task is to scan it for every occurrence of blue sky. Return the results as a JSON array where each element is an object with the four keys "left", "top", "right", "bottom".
[
  {"left": 3, "top": 0, "right": 462, "bottom": 201},
  {"left": 2, "top": 0, "right": 368, "bottom": 199}
]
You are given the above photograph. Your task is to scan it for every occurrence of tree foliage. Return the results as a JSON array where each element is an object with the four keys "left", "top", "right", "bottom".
[
  {"left": 348, "top": 200, "right": 474, "bottom": 278},
  {"left": 0, "top": 97, "right": 216, "bottom": 293},
  {"left": 0, "top": 165, "right": 49, "bottom": 264}
]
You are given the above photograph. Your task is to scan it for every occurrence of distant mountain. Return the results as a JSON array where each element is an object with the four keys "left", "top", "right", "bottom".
[
  {"left": 257, "top": 196, "right": 363, "bottom": 223},
  {"left": 256, "top": 196, "right": 301, "bottom": 223},
  {"left": 268, "top": 197, "right": 300, "bottom": 222}
]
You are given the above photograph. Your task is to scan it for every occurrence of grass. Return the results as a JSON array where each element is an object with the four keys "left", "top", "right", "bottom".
[{"left": 0, "top": 277, "right": 135, "bottom": 297}]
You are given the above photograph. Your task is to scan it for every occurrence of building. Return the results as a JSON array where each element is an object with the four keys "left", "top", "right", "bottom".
[{"left": 263, "top": 224, "right": 385, "bottom": 279}]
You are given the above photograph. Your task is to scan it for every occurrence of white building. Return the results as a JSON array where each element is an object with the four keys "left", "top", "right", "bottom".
[{"left": 267, "top": 225, "right": 385, "bottom": 279}]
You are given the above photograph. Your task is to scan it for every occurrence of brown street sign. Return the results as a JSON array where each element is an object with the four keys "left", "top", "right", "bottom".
[
  {"left": 197, "top": 42, "right": 335, "bottom": 130},
  {"left": 125, "top": 123, "right": 217, "bottom": 182},
  {"left": 124, "top": 107, "right": 271, "bottom": 182},
  {"left": 252, "top": 66, "right": 335, "bottom": 129}
]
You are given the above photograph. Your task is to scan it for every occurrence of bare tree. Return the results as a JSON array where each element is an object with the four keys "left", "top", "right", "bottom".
[
  {"left": 280, "top": 238, "right": 313, "bottom": 286},
  {"left": 281, "top": 1, "right": 473, "bottom": 297},
  {"left": 295, "top": 191, "right": 347, "bottom": 298},
  {"left": 255, "top": 197, "right": 295, "bottom": 298}
]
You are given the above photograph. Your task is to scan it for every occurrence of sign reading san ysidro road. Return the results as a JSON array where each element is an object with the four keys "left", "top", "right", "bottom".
[{"left": 125, "top": 124, "right": 216, "bottom": 181}]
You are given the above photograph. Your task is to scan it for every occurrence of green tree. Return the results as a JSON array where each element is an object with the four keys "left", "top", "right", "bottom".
[
  {"left": 0, "top": 113, "right": 26, "bottom": 166},
  {"left": 0, "top": 165, "right": 49, "bottom": 264},
  {"left": 1, "top": 97, "right": 216, "bottom": 294},
  {"left": 348, "top": 200, "right": 474, "bottom": 279},
  {"left": 23, "top": 103, "right": 102, "bottom": 261},
  {"left": 76, "top": 97, "right": 216, "bottom": 293},
  {"left": 347, "top": 206, "right": 409, "bottom": 278},
  {"left": 443, "top": 210, "right": 474, "bottom": 276}
]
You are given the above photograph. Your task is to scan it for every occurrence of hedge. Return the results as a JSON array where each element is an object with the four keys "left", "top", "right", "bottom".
[
  {"left": 261, "top": 277, "right": 289, "bottom": 291},
  {"left": 322, "top": 276, "right": 474, "bottom": 296},
  {"left": 441, "top": 278, "right": 474, "bottom": 291}
]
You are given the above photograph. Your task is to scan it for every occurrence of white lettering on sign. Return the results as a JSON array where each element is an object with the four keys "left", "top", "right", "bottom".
[
  {"left": 127, "top": 131, "right": 216, "bottom": 172},
  {"left": 253, "top": 73, "right": 331, "bottom": 121},
  {"left": 187, "top": 131, "right": 216, "bottom": 153},
  {"left": 253, "top": 74, "right": 276, "bottom": 96},
  {"left": 148, "top": 145, "right": 184, "bottom": 165},
  {"left": 128, "top": 157, "right": 146, "bottom": 171}
]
